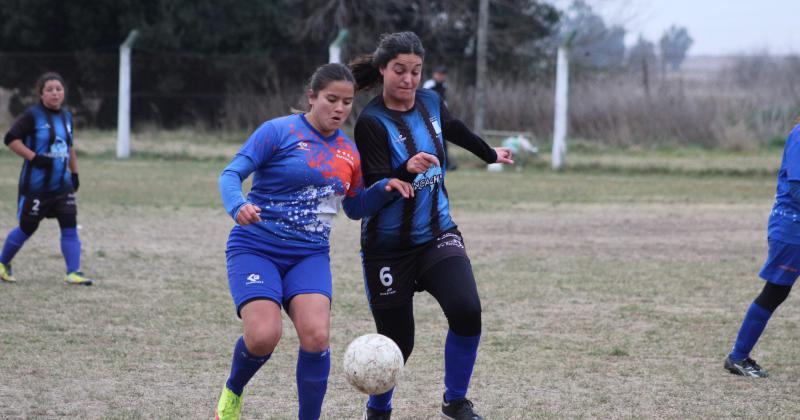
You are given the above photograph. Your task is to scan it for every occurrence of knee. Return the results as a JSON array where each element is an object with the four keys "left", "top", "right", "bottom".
[
  {"left": 57, "top": 214, "right": 77, "bottom": 230},
  {"left": 19, "top": 220, "right": 39, "bottom": 236},
  {"left": 446, "top": 301, "right": 482, "bottom": 337},
  {"left": 755, "top": 282, "right": 792, "bottom": 313},
  {"left": 298, "top": 326, "right": 330, "bottom": 353},
  {"left": 244, "top": 323, "right": 281, "bottom": 356},
  {"left": 378, "top": 329, "right": 413, "bottom": 363}
]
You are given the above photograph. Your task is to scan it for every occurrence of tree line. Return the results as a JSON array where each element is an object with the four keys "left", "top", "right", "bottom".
[{"left": 0, "top": 0, "right": 691, "bottom": 129}]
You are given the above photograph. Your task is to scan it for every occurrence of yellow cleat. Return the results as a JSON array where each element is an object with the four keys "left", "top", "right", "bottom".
[
  {"left": 64, "top": 271, "right": 93, "bottom": 286},
  {"left": 215, "top": 387, "right": 243, "bottom": 420},
  {"left": 0, "top": 262, "right": 16, "bottom": 283}
]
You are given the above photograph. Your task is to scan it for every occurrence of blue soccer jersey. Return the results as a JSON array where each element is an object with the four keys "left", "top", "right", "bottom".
[
  {"left": 767, "top": 124, "right": 800, "bottom": 244},
  {"left": 354, "top": 89, "right": 497, "bottom": 252},
  {"left": 219, "top": 113, "right": 398, "bottom": 250},
  {"left": 4, "top": 103, "right": 75, "bottom": 197}
]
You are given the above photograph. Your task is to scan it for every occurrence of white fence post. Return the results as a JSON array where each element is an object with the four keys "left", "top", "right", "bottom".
[
  {"left": 551, "top": 45, "right": 569, "bottom": 170},
  {"left": 117, "top": 30, "right": 139, "bottom": 159},
  {"left": 328, "top": 29, "right": 348, "bottom": 64}
]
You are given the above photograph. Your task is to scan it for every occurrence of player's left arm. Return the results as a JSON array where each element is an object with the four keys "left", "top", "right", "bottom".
[
  {"left": 440, "top": 101, "right": 514, "bottom": 165},
  {"left": 341, "top": 150, "right": 412, "bottom": 220}
]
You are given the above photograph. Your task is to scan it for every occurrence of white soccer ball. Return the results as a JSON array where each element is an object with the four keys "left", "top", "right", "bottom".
[{"left": 343, "top": 334, "right": 404, "bottom": 395}]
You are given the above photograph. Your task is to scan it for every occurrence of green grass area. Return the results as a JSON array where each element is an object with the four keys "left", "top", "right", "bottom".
[{"left": 0, "top": 142, "right": 798, "bottom": 418}]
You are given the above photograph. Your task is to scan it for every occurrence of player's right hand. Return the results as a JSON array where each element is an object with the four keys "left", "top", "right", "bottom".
[
  {"left": 406, "top": 152, "right": 439, "bottom": 174},
  {"left": 236, "top": 203, "right": 262, "bottom": 225},
  {"left": 31, "top": 154, "right": 53, "bottom": 168},
  {"left": 386, "top": 178, "right": 414, "bottom": 198}
]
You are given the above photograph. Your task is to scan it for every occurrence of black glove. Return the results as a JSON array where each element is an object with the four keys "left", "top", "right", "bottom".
[
  {"left": 71, "top": 173, "right": 80, "bottom": 192},
  {"left": 31, "top": 154, "right": 53, "bottom": 168}
]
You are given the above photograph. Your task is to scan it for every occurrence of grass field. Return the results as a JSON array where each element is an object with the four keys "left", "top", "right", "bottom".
[{"left": 0, "top": 136, "right": 798, "bottom": 419}]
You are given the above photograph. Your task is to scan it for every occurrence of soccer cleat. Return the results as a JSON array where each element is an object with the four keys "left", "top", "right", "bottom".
[
  {"left": 64, "top": 271, "right": 93, "bottom": 286},
  {"left": 215, "top": 387, "right": 243, "bottom": 420},
  {"left": 0, "top": 262, "right": 16, "bottom": 282},
  {"left": 724, "top": 355, "right": 768, "bottom": 378},
  {"left": 363, "top": 405, "right": 392, "bottom": 420},
  {"left": 441, "top": 394, "right": 483, "bottom": 420}
]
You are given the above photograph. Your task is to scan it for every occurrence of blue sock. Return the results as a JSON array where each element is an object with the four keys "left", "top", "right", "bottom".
[
  {"left": 367, "top": 388, "right": 395, "bottom": 412},
  {"left": 226, "top": 336, "right": 270, "bottom": 396},
  {"left": 296, "top": 347, "right": 330, "bottom": 420},
  {"left": 60, "top": 227, "right": 81, "bottom": 274},
  {"left": 444, "top": 330, "right": 481, "bottom": 403},
  {"left": 730, "top": 302, "right": 773, "bottom": 361},
  {"left": 1, "top": 227, "right": 30, "bottom": 265}
]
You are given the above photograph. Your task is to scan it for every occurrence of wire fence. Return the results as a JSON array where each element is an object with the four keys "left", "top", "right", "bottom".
[{"left": 2, "top": 50, "right": 799, "bottom": 148}]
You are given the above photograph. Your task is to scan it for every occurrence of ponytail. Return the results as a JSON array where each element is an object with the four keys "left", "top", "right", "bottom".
[{"left": 349, "top": 54, "right": 381, "bottom": 91}]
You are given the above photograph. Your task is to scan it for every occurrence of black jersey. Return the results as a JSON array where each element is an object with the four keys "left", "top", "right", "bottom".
[
  {"left": 4, "top": 103, "right": 74, "bottom": 197},
  {"left": 354, "top": 88, "right": 497, "bottom": 252}
]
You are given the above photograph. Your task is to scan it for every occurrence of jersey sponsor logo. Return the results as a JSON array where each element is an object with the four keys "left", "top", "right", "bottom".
[
  {"left": 47, "top": 138, "right": 69, "bottom": 159},
  {"left": 297, "top": 141, "right": 311, "bottom": 151},
  {"left": 245, "top": 273, "right": 263, "bottom": 285},
  {"left": 335, "top": 149, "right": 355, "bottom": 165},
  {"left": 412, "top": 166, "right": 443, "bottom": 191}
]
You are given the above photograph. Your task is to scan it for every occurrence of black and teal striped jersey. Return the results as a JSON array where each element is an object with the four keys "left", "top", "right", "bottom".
[
  {"left": 4, "top": 103, "right": 75, "bottom": 197},
  {"left": 355, "top": 88, "right": 497, "bottom": 252}
]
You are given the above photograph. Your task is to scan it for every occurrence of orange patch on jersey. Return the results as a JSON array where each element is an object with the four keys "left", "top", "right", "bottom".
[{"left": 307, "top": 136, "right": 362, "bottom": 197}]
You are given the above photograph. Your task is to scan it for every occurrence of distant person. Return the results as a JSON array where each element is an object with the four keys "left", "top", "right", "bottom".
[
  {"left": 214, "top": 63, "right": 412, "bottom": 420},
  {"left": 724, "top": 120, "right": 800, "bottom": 378},
  {"left": 349, "top": 32, "right": 513, "bottom": 420},
  {"left": 423, "top": 65, "right": 448, "bottom": 102},
  {"left": 0, "top": 72, "right": 91, "bottom": 285},
  {"left": 423, "top": 65, "right": 457, "bottom": 170}
]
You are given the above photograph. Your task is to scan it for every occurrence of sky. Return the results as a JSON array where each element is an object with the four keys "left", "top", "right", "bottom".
[{"left": 544, "top": 0, "right": 799, "bottom": 56}]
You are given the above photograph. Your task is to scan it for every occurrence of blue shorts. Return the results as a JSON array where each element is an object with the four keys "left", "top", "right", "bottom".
[
  {"left": 759, "top": 239, "right": 800, "bottom": 286},
  {"left": 226, "top": 230, "right": 332, "bottom": 317}
]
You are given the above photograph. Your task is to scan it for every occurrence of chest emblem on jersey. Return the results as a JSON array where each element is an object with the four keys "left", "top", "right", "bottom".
[
  {"left": 392, "top": 133, "right": 407, "bottom": 144},
  {"left": 297, "top": 141, "right": 311, "bottom": 151},
  {"left": 430, "top": 117, "right": 442, "bottom": 135},
  {"left": 412, "top": 166, "right": 443, "bottom": 192}
]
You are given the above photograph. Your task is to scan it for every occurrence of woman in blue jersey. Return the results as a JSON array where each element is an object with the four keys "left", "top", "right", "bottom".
[
  {"left": 349, "top": 32, "right": 514, "bottom": 420},
  {"left": 215, "top": 63, "right": 414, "bottom": 420},
  {"left": 1, "top": 72, "right": 90, "bottom": 285},
  {"left": 724, "top": 121, "right": 800, "bottom": 378}
]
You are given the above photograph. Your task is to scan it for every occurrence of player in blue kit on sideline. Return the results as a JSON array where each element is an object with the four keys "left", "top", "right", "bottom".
[
  {"left": 1, "top": 72, "right": 91, "bottom": 286},
  {"left": 725, "top": 121, "right": 800, "bottom": 378},
  {"left": 214, "top": 63, "right": 415, "bottom": 420},
  {"left": 349, "top": 32, "right": 514, "bottom": 420}
]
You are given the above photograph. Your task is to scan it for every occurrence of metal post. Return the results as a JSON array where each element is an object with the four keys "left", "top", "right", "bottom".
[
  {"left": 474, "top": 0, "right": 489, "bottom": 135},
  {"left": 551, "top": 46, "right": 569, "bottom": 170},
  {"left": 117, "top": 30, "right": 139, "bottom": 159},
  {"left": 328, "top": 29, "right": 349, "bottom": 64}
]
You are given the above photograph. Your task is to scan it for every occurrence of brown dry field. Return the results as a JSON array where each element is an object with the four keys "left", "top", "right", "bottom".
[{"left": 0, "top": 147, "right": 798, "bottom": 419}]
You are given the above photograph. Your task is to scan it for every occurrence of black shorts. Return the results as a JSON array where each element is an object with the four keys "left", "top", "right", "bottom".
[
  {"left": 361, "top": 229, "right": 469, "bottom": 310},
  {"left": 18, "top": 192, "right": 77, "bottom": 223}
]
